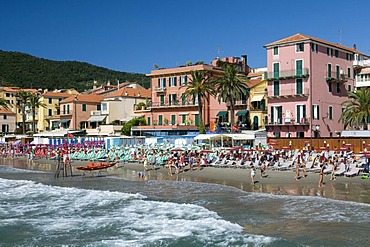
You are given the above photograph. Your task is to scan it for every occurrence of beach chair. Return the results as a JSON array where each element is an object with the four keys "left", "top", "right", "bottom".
[
  {"left": 344, "top": 163, "right": 361, "bottom": 177},
  {"left": 334, "top": 163, "right": 346, "bottom": 176},
  {"left": 323, "top": 164, "right": 333, "bottom": 174}
]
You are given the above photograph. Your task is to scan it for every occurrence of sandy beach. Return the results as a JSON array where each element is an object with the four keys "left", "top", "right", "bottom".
[{"left": 2, "top": 156, "right": 370, "bottom": 204}]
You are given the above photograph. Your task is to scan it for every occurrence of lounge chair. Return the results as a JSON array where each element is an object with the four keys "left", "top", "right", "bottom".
[
  {"left": 344, "top": 164, "right": 361, "bottom": 177},
  {"left": 334, "top": 163, "right": 346, "bottom": 176}
]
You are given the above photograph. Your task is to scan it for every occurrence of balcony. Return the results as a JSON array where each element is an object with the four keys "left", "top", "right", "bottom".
[
  {"left": 61, "top": 110, "right": 73, "bottom": 116},
  {"left": 90, "top": 110, "right": 101, "bottom": 116},
  {"left": 325, "top": 71, "right": 348, "bottom": 84},
  {"left": 353, "top": 60, "right": 370, "bottom": 67},
  {"left": 154, "top": 86, "right": 167, "bottom": 93},
  {"left": 355, "top": 77, "right": 370, "bottom": 88},
  {"left": 268, "top": 88, "right": 309, "bottom": 99},
  {"left": 266, "top": 117, "right": 310, "bottom": 126},
  {"left": 266, "top": 68, "right": 310, "bottom": 81},
  {"left": 150, "top": 101, "right": 198, "bottom": 108}
]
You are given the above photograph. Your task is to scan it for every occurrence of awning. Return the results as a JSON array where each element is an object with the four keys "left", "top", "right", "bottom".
[
  {"left": 224, "top": 133, "right": 255, "bottom": 140},
  {"left": 194, "top": 134, "right": 220, "bottom": 140},
  {"left": 236, "top": 110, "right": 249, "bottom": 116},
  {"left": 58, "top": 119, "right": 69, "bottom": 124},
  {"left": 216, "top": 111, "right": 228, "bottom": 117},
  {"left": 251, "top": 94, "right": 264, "bottom": 102},
  {"left": 88, "top": 116, "right": 106, "bottom": 122}
]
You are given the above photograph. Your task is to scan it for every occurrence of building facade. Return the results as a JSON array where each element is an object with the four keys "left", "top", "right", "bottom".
[
  {"left": 0, "top": 109, "right": 16, "bottom": 134},
  {"left": 264, "top": 33, "right": 360, "bottom": 138}
]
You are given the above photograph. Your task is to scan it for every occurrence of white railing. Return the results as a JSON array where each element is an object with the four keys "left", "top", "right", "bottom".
[
  {"left": 91, "top": 110, "right": 101, "bottom": 116},
  {"left": 353, "top": 60, "right": 370, "bottom": 67}
]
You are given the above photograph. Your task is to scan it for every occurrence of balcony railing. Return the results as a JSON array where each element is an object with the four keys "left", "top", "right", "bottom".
[
  {"left": 154, "top": 86, "right": 167, "bottom": 92},
  {"left": 61, "top": 110, "right": 73, "bottom": 115},
  {"left": 268, "top": 88, "right": 309, "bottom": 98},
  {"left": 91, "top": 110, "right": 101, "bottom": 116},
  {"left": 353, "top": 60, "right": 370, "bottom": 67},
  {"left": 267, "top": 117, "right": 310, "bottom": 126},
  {"left": 150, "top": 101, "right": 198, "bottom": 108},
  {"left": 266, "top": 68, "right": 310, "bottom": 81},
  {"left": 325, "top": 71, "right": 348, "bottom": 83}
]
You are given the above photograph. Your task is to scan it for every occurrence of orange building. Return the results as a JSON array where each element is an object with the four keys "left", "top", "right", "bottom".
[{"left": 132, "top": 56, "right": 251, "bottom": 136}]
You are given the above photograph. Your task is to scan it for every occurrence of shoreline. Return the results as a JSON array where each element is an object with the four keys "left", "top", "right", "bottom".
[{"left": 1, "top": 156, "right": 369, "bottom": 204}]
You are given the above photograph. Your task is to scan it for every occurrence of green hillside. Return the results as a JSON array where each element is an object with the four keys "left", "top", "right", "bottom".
[{"left": 0, "top": 50, "right": 150, "bottom": 92}]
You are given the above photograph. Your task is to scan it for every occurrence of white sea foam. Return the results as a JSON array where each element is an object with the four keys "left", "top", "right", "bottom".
[
  {"left": 0, "top": 178, "right": 277, "bottom": 246},
  {"left": 0, "top": 164, "right": 48, "bottom": 173}
]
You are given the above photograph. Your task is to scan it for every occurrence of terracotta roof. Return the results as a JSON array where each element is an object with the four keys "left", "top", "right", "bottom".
[
  {"left": 265, "top": 33, "right": 364, "bottom": 55},
  {"left": 0, "top": 109, "right": 16, "bottom": 115},
  {"left": 247, "top": 78, "right": 263, "bottom": 89},
  {"left": 42, "top": 92, "right": 71, "bottom": 98},
  {"left": 105, "top": 87, "right": 151, "bottom": 98},
  {"left": 60, "top": 94, "right": 104, "bottom": 104},
  {"left": 0, "top": 87, "right": 38, "bottom": 93},
  {"left": 247, "top": 71, "right": 264, "bottom": 78}
]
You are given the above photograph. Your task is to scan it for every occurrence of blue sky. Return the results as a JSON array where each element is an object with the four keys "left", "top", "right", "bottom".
[{"left": 1, "top": 0, "right": 369, "bottom": 74}]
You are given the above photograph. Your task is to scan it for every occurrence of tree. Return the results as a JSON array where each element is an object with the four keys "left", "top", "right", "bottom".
[
  {"left": 122, "top": 117, "right": 146, "bottom": 136},
  {"left": 340, "top": 88, "right": 370, "bottom": 130},
  {"left": 16, "top": 90, "right": 33, "bottom": 134},
  {"left": 215, "top": 64, "right": 249, "bottom": 127},
  {"left": 28, "top": 93, "right": 47, "bottom": 133},
  {"left": 0, "top": 98, "right": 9, "bottom": 110},
  {"left": 180, "top": 70, "right": 215, "bottom": 134}
]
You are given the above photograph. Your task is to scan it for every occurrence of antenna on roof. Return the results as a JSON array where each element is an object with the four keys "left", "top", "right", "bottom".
[{"left": 338, "top": 29, "right": 342, "bottom": 45}]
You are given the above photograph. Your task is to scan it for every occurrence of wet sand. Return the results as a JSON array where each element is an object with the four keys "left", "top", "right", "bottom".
[{"left": 2, "top": 156, "right": 370, "bottom": 204}]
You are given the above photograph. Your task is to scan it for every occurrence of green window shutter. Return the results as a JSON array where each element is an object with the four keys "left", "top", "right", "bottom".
[
  {"left": 82, "top": 104, "right": 86, "bottom": 111},
  {"left": 174, "top": 77, "right": 177, "bottom": 86},
  {"left": 160, "top": 95, "right": 164, "bottom": 106},
  {"left": 273, "top": 63, "right": 279, "bottom": 78},
  {"left": 328, "top": 64, "right": 332, "bottom": 77},
  {"left": 194, "top": 114, "right": 199, "bottom": 126},
  {"left": 271, "top": 106, "right": 274, "bottom": 124},
  {"left": 158, "top": 78, "right": 160, "bottom": 88},
  {"left": 297, "top": 105, "right": 301, "bottom": 123},
  {"left": 296, "top": 79, "right": 303, "bottom": 94},
  {"left": 163, "top": 78, "right": 166, "bottom": 87},
  {"left": 273, "top": 81, "right": 279, "bottom": 96},
  {"left": 336, "top": 65, "right": 340, "bottom": 79},
  {"left": 171, "top": 115, "right": 176, "bottom": 125},
  {"left": 158, "top": 115, "right": 163, "bottom": 125},
  {"left": 181, "top": 94, "right": 185, "bottom": 105},
  {"left": 147, "top": 116, "right": 151, "bottom": 125},
  {"left": 296, "top": 60, "right": 302, "bottom": 75},
  {"left": 303, "top": 105, "right": 306, "bottom": 119},
  {"left": 182, "top": 115, "right": 186, "bottom": 123},
  {"left": 278, "top": 107, "right": 282, "bottom": 124},
  {"left": 97, "top": 104, "right": 101, "bottom": 110}
]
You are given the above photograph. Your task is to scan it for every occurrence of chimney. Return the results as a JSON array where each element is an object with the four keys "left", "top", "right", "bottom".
[{"left": 93, "top": 80, "right": 97, "bottom": 89}]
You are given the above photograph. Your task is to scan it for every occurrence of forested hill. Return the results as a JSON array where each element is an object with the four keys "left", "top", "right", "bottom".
[{"left": 0, "top": 50, "right": 150, "bottom": 92}]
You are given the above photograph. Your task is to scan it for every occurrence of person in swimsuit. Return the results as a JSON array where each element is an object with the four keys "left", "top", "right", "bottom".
[
  {"left": 319, "top": 162, "right": 326, "bottom": 187},
  {"left": 250, "top": 166, "right": 256, "bottom": 185}
]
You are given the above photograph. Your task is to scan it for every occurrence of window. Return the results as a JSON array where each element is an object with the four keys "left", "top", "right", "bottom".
[
  {"left": 348, "top": 84, "right": 352, "bottom": 92},
  {"left": 169, "top": 94, "right": 177, "bottom": 105},
  {"left": 296, "top": 105, "right": 306, "bottom": 123},
  {"left": 273, "top": 81, "right": 280, "bottom": 96},
  {"left": 160, "top": 95, "right": 165, "bottom": 106},
  {"left": 181, "top": 94, "right": 186, "bottom": 105},
  {"left": 3, "top": 115, "right": 7, "bottom": 120},
  {"left": 67, "top": 104, "right": 70, "bottom": 114},
  {"left": 271, "top": 106, "right": 282, "bottom": 124},
  {"left": 311, "top": 43, "right": 318, "bottom": 52},
  {"left": 194, "top": 114, "right": 199, "bottom": 126},
  {"left": 97, "top": 104, "right": 101, "bottom": 111},
  {"left": 158, "top": 115, "right": 163, "bottom": 125},
  {"left": 296, "top": 60, "right": 303, "bottom": 75},
  {"left": 273, "top": 63, "right": 279, "bottom": 78},
  {"left": 336, "top": 83, "right": 341, "bottom": 93},
  {"left": 327, "top": 64, "right": 332, "bottom": 78},
  {"left": 147, "top": 116, "right": 151, "bottom": 125},
  {"left": 181, "top": 115, "right": 186, "bottom": 124},
  {"left": 347, "top": 67, "right": 351, "bottom": 78},
  {"left": 327, "top": 48, "right": 333, "bottom": 56},
  {"left": 48, "top": 109, "right": 52, "bottom": 116},
  {"left": 335, "top": 50, "right": 339, "bottom": 58},
  {"left": 180, "top": 75, "right": 187, "bottom": 86},
  {"left": 328, "top": 106, "right": 333, "bottom": 120},
  {"left": 273, "top": 46, "right": 279, "bottom": 55},
  {"left": 48, "top": 98, "right": 52, "bottom": 104},
  {"left": 241, "top": 93, "right": 247, "bottom": 104},
  {"left": 169, "top": 77, "right": 177, "bottom": 87},
  {"left": 63, "top": 105, "right": 66, "bottom": 114},
  {"left": 82, "top": 104, "right": 86, "bottom": 111},
  {"left": 336, "top": 65, "right": 340, "bottom": 79},
  {"left": 5, "top": 93, "right": 10, "bottom": 97},
  {"left": 296, "top": 43, "right": 304, "bottom": 52},
  {"left": 346, "top": 53, "right": 352, "bottom": 61},
  {"left": 158, "top": 78, "right": 166, "bottom": 88},
  {"left": 102, "top": 103, "right": 107, "bottom": 111},
  {"left": 328, "top": 81, "right": 332, "bottom": 92},
  {"left": 312, "top": 104, "right": 320, "bottom": 120},
  {"left": 171, "top": 115, "right": 176, "bottom": 125},
  {"left": 296, "top": 79, "right": 303, "bottom": 94}
]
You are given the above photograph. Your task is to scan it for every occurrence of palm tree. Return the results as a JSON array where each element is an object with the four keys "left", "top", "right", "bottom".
[
  {"left": 215, "top": 64, "right": 249, "bottom": 126},
  {"left": 16, "top": 90, "right": 33, "bottom": 134},
  {"left": 0, "top": 98, "right": 9, "bottom": 110},
  {"left": 180, "top": 70, "right": 215, "bottom": 133},
  {"left": 340, "top": 88, "right": 370, "bottom": 130},
  {"left": 28, "top": 93, "right": 47, "bottom": 133}
]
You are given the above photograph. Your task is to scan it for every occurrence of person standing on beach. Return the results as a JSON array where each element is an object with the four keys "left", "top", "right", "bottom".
[
  {"left": 143, "top": 155, "right": 149, "bottom": 171},
  {"left": 295, "top": 163, "right": 300, "bottom": 180},
  {"left": 319, "top": 162, "right": 326, "bottom": 187},
  {"left": 250, "top": 166, "right": 256, "bottom": 185}
]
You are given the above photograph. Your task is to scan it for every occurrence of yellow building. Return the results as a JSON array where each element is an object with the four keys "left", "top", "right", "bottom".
[
  {"left": 38, "top": 91, "right": 73, "bottom": 132},
  {"left": 247, "top": 69, "right": 268, "bottom": 130}
]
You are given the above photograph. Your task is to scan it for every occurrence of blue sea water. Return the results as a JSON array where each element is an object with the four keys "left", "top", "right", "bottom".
[{"left": 0, "top": 164, "right": 369, "bottom": 247}]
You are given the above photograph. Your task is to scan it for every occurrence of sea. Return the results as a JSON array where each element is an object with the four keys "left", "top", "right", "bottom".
[{"left": 0, "top": 164, "right": 369, "bottom": 247}]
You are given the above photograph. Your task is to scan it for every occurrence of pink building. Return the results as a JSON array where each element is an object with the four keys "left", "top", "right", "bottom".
[{"left": 264, "top": 33, "right": 360, "bottom": 138}]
